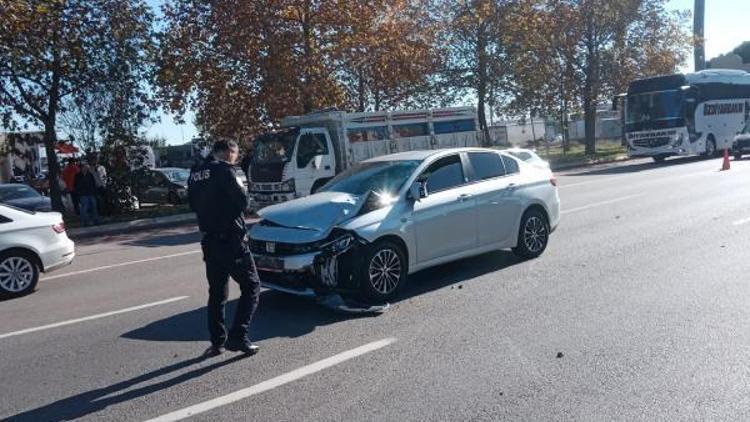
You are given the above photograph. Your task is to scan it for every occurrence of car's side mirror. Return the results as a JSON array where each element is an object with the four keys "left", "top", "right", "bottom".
[{"left": 407, "top": 181, "right": 427, "bottom": 201}]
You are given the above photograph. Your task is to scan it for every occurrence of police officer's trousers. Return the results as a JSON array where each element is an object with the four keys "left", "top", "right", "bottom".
[{"left": 201, "top": 234, "right": 261, "bottom": 346}]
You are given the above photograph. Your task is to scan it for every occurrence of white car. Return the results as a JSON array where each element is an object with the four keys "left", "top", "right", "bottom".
[
  {"left": 0, "top": 204, "right": 75, "bottom": 298},
  {"left": 250, "top": 148, "right": 560, "bottom": 302},
  {"left": 503, "top": 148, "right": 551, "bottom": 171}
]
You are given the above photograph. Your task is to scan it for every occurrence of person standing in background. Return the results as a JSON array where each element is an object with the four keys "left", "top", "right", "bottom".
[
  {"left": 74, "top": 163, "right": 99, "bottom": 226},
  {"left": 62, "top": 158, "right": 80, "bottom": 215}
]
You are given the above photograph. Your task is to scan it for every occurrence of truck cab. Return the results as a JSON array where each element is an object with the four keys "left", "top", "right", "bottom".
[{"left": 249, "top": 127, "right": 336, "bottom": 208}]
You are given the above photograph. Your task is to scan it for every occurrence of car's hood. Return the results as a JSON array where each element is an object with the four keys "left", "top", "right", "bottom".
[{"left": 258, "top": 191, "right": 364, "bottom": 234}]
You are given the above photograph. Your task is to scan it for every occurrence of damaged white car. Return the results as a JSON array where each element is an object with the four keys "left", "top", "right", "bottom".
[{"left": 249, "top": 148, "right": 560, "bottom": 303}]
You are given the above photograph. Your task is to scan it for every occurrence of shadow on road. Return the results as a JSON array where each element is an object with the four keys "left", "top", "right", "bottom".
[
  {"left": 399, "top": 250, "right": 522, "bottom": 301},
  {"left": 6, "top": 353, "right": 247, "bottom": 422},
  {"left": 122, "top": 290, "right": 359, "bottom": 343},
  {"left": 121, "top": 230, "right": 202, "bottom": 248},
  {"left": 564, "top": 156, "right": 707, "bottom": 176},
  {"left": 124, "top": 250, "right": 522, "bottom": 344}
]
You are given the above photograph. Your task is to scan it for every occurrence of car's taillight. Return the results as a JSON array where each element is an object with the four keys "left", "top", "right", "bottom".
[
  {"left": 52, "top": 222, "right": 66, "bottom": 233},
  {"left": 550, "top": 177, "right": 558, "bottom": 187}
]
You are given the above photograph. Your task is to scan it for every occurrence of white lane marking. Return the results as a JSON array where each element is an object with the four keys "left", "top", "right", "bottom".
[
  {"left": 561, "top": 194, "right": 645, "bottom": 215},
  {"left": 42, "top": 250, "right": 201, "bottom": 281},
  {"left": 733, "top": 217, "right": 750, "bottom": 226},
  {"left": 144, "top": 338, "right": 398, "bottom": 422},
  {"left": 559, "top": 177, "right": 620, "bottom": 189},
  {"left": 0, "top": 296, "right": 189, "bottom": 339}
]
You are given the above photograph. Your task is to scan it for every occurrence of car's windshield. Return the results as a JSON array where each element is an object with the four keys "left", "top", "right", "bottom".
[
  {"left": 252, "top": 130, "right": 297, "bottom": 164},
  {"left": 321, "top": 160, "right": 421, "bottom": 197},
  {"left": 162, "top": 169, "right": 190, "bottom": 183},
  {"left": 626, "top": 90, "right": 683, "bottom": 124},
  {"left": 0, "top": 184, "right": 40, "bottom": 201}
]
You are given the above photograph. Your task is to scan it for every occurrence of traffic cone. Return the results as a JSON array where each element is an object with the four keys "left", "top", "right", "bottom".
[{"left": 721, "top": 148, "right": 731, "bottom": 171}]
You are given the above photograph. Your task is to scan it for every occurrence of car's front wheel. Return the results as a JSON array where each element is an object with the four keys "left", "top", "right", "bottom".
[
  {"left": 358, "top": 240, "right": 407, "bottom": 303},
  {"left": 0, "top": 251, "right": 40, "bottom": 299},
  {"left": 512, "top": 209, "right": 550, "bottom": 260}
]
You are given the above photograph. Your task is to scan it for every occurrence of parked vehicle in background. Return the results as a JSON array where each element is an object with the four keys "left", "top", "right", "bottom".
[
  {"left": 619, "top": 69, "right": 750, "bottom": 163},
  {"left": 0, "top": 204, "right": 75, "bottom": 298},
  {"left": 0, "top": 183, "right": 52, "bottom": 211},
  {"left": 732, "top": 119, "right": 750, "bottom": 160},
  {"left": 247, "top": 107, "right": 480, "bottom": 209},
  {"left": 503, "top": 148, "right": 551, "bottom": 171},
  {"left": 249, "top": 148, "right": 560, "bottom": 303},
  {"left": 133, "top": 167, "right": 190, "bottom": 205}
]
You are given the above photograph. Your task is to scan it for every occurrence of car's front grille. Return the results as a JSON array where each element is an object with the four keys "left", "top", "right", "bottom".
[
  {"left": 249, "top": 239, "right": 316, "bottom": 256},
  {"left": 259, "top": 270, "right": 315, "bottom": 290},
  {"left": 633, "top": 137, "right": 670, "bottom": 148}
]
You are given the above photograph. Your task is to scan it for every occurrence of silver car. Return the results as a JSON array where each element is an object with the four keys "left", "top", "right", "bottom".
[{"left": 249, "top": 148, "right": 560, "bottom": 302}]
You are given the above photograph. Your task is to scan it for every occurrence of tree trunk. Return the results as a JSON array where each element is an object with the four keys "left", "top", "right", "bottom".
[
  {"left": 476, "top": 30, "right": 490, "bottom": 147},
  {"left": 301, "top": 13, "right": 313, "bottom": 113},
  {"left": 47, "top": 43, "right": 64, "bottom": 212},
  {"left": 357, "top": 68, "right": 366, "bottom": 112},
  {"left": 583, "top": 42, "right": 597, "bottom": 156}
]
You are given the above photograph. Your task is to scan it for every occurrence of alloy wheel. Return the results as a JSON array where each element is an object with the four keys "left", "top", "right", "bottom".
[
  {"left": 0, "top": 256, "right": 35, "bottom": 293},
  {"left": 523, "top": 216, "right": 548, "bottom": 253},
  {"left": 368, "top": 249, "right": 402, "bottom": 295}
]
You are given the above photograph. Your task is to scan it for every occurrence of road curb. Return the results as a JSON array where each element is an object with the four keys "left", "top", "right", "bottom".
[
  {"left": 550, "top": 155, "right": 630, "bottom": 171},
  {"left": 67, "top": 213, "right": 197, "bottom": 239}
]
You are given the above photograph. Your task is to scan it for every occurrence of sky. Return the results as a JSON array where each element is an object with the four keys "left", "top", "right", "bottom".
[{"left": 144, "top": 0, "right": 750, "bottom": 145}]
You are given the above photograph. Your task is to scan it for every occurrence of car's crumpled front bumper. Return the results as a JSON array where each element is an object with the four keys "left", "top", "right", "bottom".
[{"left": 252, "top": 237, "right": 362, "bottom": 297}]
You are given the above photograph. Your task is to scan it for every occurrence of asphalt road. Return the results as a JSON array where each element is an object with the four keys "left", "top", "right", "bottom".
[{"left": 3, "top": 156, "right": 750, "bottom": 421}]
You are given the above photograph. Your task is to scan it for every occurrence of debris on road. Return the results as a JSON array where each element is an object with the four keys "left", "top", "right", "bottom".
[
  {"left": 316, "top": 294, "right": 390, "bottom": 315},
  {"left": 556, "top": 352, "right": 564, "bottom": 358}
]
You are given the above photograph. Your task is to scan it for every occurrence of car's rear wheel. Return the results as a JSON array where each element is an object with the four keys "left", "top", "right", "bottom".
[
  {"left": 0, "top": 251, "right": 40, "bottom": 299},
  {"left": 512, "top": 209, "right": 550, "bottom": 260},
  {"left": 735, "top": 152, "right": 743, "bottom": 161},
  {"left": 358, "top": 240, "right": 406, "bottom": 303}
]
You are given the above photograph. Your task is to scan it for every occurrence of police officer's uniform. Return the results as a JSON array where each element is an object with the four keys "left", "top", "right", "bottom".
[{"left": 188, "top": 157, "right": 260, "bottom": 354}]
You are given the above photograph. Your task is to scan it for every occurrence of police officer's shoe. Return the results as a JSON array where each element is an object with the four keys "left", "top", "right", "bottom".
[
  {"left": 202, "top": 344, "right": 225, "bottom": 358},
  {"left": 225, "top": 339, "right": 260, "bottom": 355}
]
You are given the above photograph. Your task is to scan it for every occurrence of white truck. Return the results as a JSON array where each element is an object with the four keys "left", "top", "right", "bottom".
[{"left": 247, "top": 107, "right": 481, "bottom": 208}]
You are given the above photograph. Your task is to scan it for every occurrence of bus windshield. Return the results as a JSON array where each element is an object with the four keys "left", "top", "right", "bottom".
[
  {"left": 626, "top": 90, "right": 683, "bottom": 125},
  {"left": 252, "top": 130, "right": 297, "bottom": 164}
]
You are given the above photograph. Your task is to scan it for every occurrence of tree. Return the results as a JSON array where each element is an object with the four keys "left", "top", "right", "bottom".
[
  {"left": 157, "top": 0, "right": 439, "bottom": 140},
  {"left": 508, "top": 0, "right": 690, "bottom": 155},
  {"left": 732, "top": 41, "right": 750, "bottom": 64},
  {"left": 438, "top": 0, "right": 517, "bottom": 146},
  {"left": 0, "top": 0, "right": 156, "bottom": 211}
]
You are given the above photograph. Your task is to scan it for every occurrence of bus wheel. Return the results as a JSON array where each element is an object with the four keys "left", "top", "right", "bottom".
[
  {"left": 652, "top": 155, "right": 666, "bottom": 163},
  {"left": 704, "top": 136, "right": 717, "bottom": 157}
]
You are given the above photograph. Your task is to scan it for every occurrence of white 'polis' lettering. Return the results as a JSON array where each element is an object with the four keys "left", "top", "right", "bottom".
[{"left": 191, "top": 169, "right": 211, "bottom": 182}]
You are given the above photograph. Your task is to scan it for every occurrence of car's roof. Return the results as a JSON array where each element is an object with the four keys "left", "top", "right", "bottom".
[{"left": 364, "top": 148, "right": 503, "bottom": 163}]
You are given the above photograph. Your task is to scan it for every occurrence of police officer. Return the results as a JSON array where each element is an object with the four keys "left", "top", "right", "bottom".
[{"left": 188, "top": 140, "right": 260, "bottom": 357}]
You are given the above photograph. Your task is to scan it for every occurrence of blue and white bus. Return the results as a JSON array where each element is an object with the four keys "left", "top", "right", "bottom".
[{"left": 622, "top": 69, "right": 750, "bottom": 162}]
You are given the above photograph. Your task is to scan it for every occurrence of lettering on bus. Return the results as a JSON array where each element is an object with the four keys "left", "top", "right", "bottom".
[
  {"left": 627, "top": 130, "right": 677, "bottom": 140},
  {"left": 703, "top": 102, "right": 744, "bottom": 116}
]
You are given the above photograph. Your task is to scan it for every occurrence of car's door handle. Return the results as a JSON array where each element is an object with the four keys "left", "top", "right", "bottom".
[
  {"left": 457, "top": 193, "right": 472, "bottom": 202},
  {"left": 324, "top": 165, "right": 331, "bottom": 170}
]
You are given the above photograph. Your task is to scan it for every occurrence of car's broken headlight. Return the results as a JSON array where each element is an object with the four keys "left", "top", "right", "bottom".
[{"left": 322, "top": 234, "right": 354, "bottom": 255}]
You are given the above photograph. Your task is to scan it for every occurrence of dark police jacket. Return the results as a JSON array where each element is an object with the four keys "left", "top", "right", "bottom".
[{"left": 188, "top": 159, "right": 247, "bottom": 238}]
